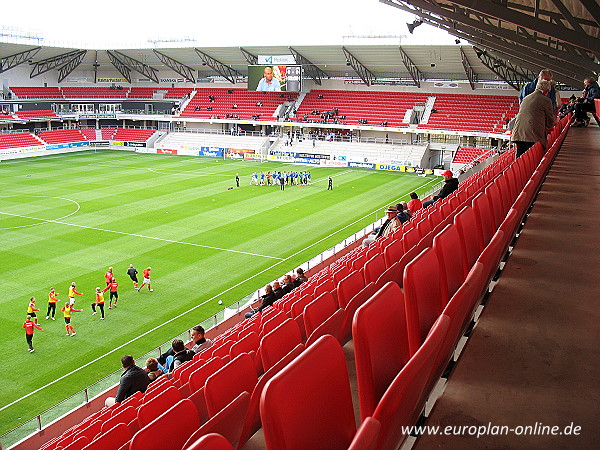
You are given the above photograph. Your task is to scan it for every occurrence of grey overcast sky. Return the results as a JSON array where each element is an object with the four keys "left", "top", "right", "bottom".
[{"left": 1, "top": 0, "right": 454, "bottom": 48}]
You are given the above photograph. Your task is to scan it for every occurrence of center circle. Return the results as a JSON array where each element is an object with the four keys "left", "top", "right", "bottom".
[{"left": 0, "top": 195, "right": 81, "bottom": 230}]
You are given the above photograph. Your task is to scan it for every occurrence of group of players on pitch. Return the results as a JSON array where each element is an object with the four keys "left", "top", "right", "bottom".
[{"left": 22, "top": 265, "right": 153, "bottom": 352}]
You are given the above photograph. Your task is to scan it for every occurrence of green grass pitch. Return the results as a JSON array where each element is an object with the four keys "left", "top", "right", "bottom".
[{"left": 0, "top": 149, "right": 435, "bottom": 438}]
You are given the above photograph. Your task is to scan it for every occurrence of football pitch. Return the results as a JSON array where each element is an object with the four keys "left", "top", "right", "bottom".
[{"left": 0, "top": 149, "right": 436, "bottom": 437}]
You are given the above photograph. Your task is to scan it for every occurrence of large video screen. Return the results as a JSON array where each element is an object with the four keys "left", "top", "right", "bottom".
[{"left": 248, "top": 65, "right": 302, "bottom": 92}]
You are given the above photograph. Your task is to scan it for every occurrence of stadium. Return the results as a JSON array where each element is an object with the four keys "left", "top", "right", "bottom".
[{"left": 1, "top": 0, "right": 598, "bottom": 449}]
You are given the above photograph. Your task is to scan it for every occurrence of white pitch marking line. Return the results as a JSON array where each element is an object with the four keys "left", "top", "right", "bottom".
[{"left": 0, "top": 211, "right": 283, "bottom": 261}]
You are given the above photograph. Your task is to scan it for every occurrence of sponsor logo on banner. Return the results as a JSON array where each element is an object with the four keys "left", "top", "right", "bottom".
[
  {"left": 481, "top": 83, "right": 510, "bottom": 90},
  {"left": 199, "top": 149, "right": 223, "bottom": 157},
  {"left": 376, "top": 164, "right": 406, "bottom": 172},
  {"left": 66, "top": 77, "right": 88, "bottom": 83},
  {"left": 349, "top": 162, "right": 375, "bottom": 169},
  {"left": 320, "top": 159, "right": 347, "bottom": 167},
  {"left": 337, "top": 155, "right": 347, "bottom": 161},
  {"left": 98, "top": 78, "right": 128, "bottom": 83},
  {"left": 228, "top": 148, "right": 255, "bottom": 154},
  {"left": 126, "top": 142, "right": 146, "bottom": 148},
  {"left": 159, "top": 78, "right": 192, "bottom": 83},
  {"left": 157, "top": 148, "right": 178, "bottom": 155},
  {"left": 296, "top": 152, "right": 330, "bottom": 160},
  {"left": 90, "top": 141, "right": 110, "bottom": 147},
  {"left": 344, "top": 79, "right": 367, "bottom": 85},
  {"left": 406, "top": 167, "right": 416, "bottom": 173},
  {"left": 137, "top": 78, "right": 152, "bottom": 82},
  {"left": 294, "top": 157, "right": 321, "bottom": 165},
  {"left": 258, "top": 55, "right": 297, "bottom": 65},
  {"left": 112, "top": 141, "right": 125, "bottom": 147}
]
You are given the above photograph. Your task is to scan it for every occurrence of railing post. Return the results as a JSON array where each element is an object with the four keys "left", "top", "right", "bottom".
[
  {"left": 213, "top": 314, "right": 218, "bottom": 328},
  {"left": 84, "top": 388, "right": 89, "bottom": 403},
  {"left": 37, "top": 415, "right": 42, "bottom": 431}
]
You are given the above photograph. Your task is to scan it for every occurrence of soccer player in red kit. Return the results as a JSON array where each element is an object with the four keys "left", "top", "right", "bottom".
[
  {"left": 23, "top": 315, "right": 43, "bottom": 352},
  {"left": 137, "top": 267, "right": 153, "bottom": 292},
  {"left": 105, "top": 267, "right": 114, "bottom": 285},
  {"left": 103, "top": 277, "right": 119, "bottom": 308}
]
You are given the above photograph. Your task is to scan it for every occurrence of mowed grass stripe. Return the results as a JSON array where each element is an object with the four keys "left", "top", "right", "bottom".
[{"left": 0, "top": 151, "right": 434, "bottom": 436}]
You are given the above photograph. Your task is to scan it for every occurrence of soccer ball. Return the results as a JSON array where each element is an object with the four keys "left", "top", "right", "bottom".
[{"left": 218, "top": 300, "right": 223, "bottom": 305}]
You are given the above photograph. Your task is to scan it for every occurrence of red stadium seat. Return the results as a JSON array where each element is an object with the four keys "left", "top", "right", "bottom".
[
  {"left": 130, "top": 399, "right": 200, "bottom": 450},
  {"left": 182, "top": 392, "right": 250, "bottom": 449},
  {"left": 229, "top": 330, "right": 260, "bottom": 360},
  {"left": 81, "top": 423, "right": 132, "bottom": 450},
  {"left": 472, "top": 191, "right": 496, "bottom": 246},
  {"left": 303, "top": 291, "right": 338, "bottom": 337},
  {"left": 61, "top": 436, "right": 89, "bottom": 450},
  {"left": 403, "top": 247, "right": 447, "bottom": 356},
  {"left": 454, "top": 205, "right": 484, "bottom": 269},
  {"left": 339, "top": 282, "right": 379, "bottom": 344},
  {"left": 189, "top": 357, "right": 225, "bottom": 394},
  {"left": 204, "top": 353, "right": 257, "bottom": 417},
  {"left": 101, "top": 405, "right": 137, "bottom": 433},
  {"left": 137, "top": 385, "right": 182, "bottom": 428},
  {"left": 433, "top": 224, "right": 469, "bottom": 300},
  {"left": 363, "top": 253, "right": 387, "bottom": 284},
  {"left": 260, "top": 318, "right": 303, "bottom": 372},
  {"left": 238, "top": 345, "right": 304, "bottom": 448},
  {"left": 184, "top": 433, "right": 235, "bottom": 450},
  {"left": 353, "top": 281, "right": 411, "bottom": 420},
  {"left": 372, "top": 315, "right": 450, "bottom": 450},
  {"left": 336, "top": 271, "right": 365, "bottom": 309},
  {"left": 260, "top": 335, "right": 377, "bottom": 450}
]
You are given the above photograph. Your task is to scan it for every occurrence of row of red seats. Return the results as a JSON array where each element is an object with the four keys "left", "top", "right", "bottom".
[
  {"left": 453, "top": 147, "right": 493, "bottom": 164},
  {"left": 0, "top": 133, "right": 42, "bottom": 149}
]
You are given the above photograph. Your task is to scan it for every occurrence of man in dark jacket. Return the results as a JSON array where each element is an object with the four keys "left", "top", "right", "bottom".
[
  {"left": 423, "top": 170, "right": 459, "bottom": 208},
  {"left": 115, "top": 355, "right": 150, "bottom": 403},
  {"left": 572, "top": 76, "right": 600, "bottom": 127}
]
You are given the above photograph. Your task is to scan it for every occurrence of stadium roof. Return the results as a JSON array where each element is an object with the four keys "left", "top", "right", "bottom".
[
  {"left": 0, "top": 42, "right": 545, "bottom": 90},
  {"left": 381, "top": 0, "right": 600, "bottom": 88}
]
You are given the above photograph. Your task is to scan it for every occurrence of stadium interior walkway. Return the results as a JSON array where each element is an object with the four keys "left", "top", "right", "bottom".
[{"left": 413, "top": 124, "right": 600, "bottom": 449}]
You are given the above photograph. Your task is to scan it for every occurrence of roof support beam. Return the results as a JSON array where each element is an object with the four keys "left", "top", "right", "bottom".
[
  {"left": 288, "top": 47, "right": 329, "bottom": 86},
  {"left": 106, "top": 51, "right": 132, "bottom": 83},
  {"left": 473, "top": 47, "right": 536, "bottom": 90},
  {"left": 30, "top": 50, "right": 87, "bottom": 78},
  {"left": 434, "top": 19, "right": 584, "bottom": 86},
  {"left": 579, "top": 0, "right": 600, "bottom": 28},
  {"left": 0, "top": 47, "right": 41, "bottom": 74},
  {"left": 448, "top": 0, "right": 599, "bottom": 53},
  {"left": 153, "top": 50, "right": 196, "bottom": 82},
  {"left": 460, "top": 47, "right": 477, "bottom": 89},
  {"left": 342, "top": 47, "right": 376, "bottom": 86},
  {"left": 548, "top": 0, "right": 585, "bottom": 34},
  {"left": 194, "top": 49, "right": 243, "bottom": 84},
  {"left": 109, "top": 50, "right": 160, "bottom": 83},
  {"left": 239, "top": 47, "right": 258, "bottom": 65},
  {"left": 57, "top": 51, "right": 87, "bottom": 83},
  {"left": 398, "top": 46, "right": 424, "bottom": 87}
]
